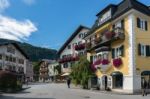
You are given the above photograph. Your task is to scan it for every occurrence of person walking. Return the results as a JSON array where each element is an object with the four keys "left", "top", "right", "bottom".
[
  {"left": 141, "top": 79, "right": 147, "bottom": 96},
  {"left": 67, "top": 77, "right": 71, "bottom": 88}
]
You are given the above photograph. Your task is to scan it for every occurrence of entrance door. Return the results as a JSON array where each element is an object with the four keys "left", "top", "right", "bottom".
[{"left": 104, "top": 76, "right": 108, "bottom": 90}]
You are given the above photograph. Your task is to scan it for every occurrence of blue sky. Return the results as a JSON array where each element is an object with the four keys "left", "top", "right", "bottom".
[{"left": 0, "top": 0, "right": 150, "bottom": 50}]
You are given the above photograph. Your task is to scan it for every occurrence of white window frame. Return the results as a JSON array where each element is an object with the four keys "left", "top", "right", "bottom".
[
  {"left": 113, "top": 45, "right": 123, "bottom": 59},
  {"left": 139, "top": 18, "right": 147, "bottom": 31}
]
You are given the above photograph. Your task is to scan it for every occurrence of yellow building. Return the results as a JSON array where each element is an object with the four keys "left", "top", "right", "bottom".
[{"left": 84, "top": 0, "right": 150, "bottom": 93}]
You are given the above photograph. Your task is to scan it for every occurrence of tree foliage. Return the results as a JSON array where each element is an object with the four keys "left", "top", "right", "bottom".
[{"left": 70, "top": 56, "right": 93, "bottom": 89}]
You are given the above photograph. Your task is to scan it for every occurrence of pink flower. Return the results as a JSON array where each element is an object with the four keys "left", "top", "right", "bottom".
[
  {"left": 113, "top": 58, "right": 122, "bottom": 68},
  {"left": 94, "top": 59, "right": 101, "bottom": 65},
  {"left": 102, "top": 59, "right": 109, "bottom": 65}
]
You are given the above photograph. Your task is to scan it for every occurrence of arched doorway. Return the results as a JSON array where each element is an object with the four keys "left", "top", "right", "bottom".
[
  {"left": 141, "top": 71, "right": 150, "bottom": 89},
  {"left": 111, "top": 71, "right": 123, "bottom": 89}
]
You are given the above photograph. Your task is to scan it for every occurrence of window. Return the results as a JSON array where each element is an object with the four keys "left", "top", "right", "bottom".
[
  {"left": 78, "top": 41, "right": 82, "bottom": 45},
  {"left": 137, "top": 18, "right": 148, "bottom": 31},
  {"left": 5, "top": 56, "right": 9, "bottom": 61},
  {"left": 79, "top": 33, "right": 84, "bottom": 38},
  {"left": 0, "top": 63, "right": 2, "bottom": 70},
  {"left": 62, "top": 55, "right": 66, "bottom": 58},
  {"left": 112, "top": 45, "right": 124, "bottom": 59},
  {"left": 68, "top": 45, "right": 71, "bottom": 49},
  {"left": 138, "top": 44, "right": 150, "bottom": 57},
  {"left": 7, "top": 46, "right": 15, "bottom": 54},
  {"left": 0, "top": 54, "right": 2, "bottom": 60},
  {"left": 114, "top": 19, "right": 124, "bottom": 29},
  {"left": 63, "top": 63, "right": 68, "bottom": 68},
  {"left": 18, "top": 59, "right": 24, "bottom": 64},
  {"left": 98, "top": 10, "right": 111, "bottom": 26}
]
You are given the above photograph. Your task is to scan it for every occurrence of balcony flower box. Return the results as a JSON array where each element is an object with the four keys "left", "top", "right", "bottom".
[
  {"left": 102, "top": 59, "right": 109, "bottom": 65},
  {"left": 75, "top": 44, "right": 85, "bottom": 50},
  {"left": 113, "top": 58, "right": 122, "bottom": 68},
  {"left": 94, "top": 59, "right": 101, "bottom": 65},
  {"left": 105, "top": 32, "right": 115, "bottom": 39}
]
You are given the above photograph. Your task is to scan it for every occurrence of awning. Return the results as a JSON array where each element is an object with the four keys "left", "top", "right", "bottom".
[
  {"left": 111, "top": 71, "right": 123, "bottom": 76},
  {"left": 61, "top": 73, "right": 70, "bottom": 76},
  {"left": 141, "top": 71, "right": 150, "bottom": 76}
]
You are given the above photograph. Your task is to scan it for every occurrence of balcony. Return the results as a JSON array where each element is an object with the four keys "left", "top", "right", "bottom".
[
  {"left": 59, "top": 56, "right": 79, "bottom": 63},
  {"left": 86, "top": 27, "right": 125, "bottom": 51},
  {"left": 74, "top": 43, "right": 85, "bottom": 51}
]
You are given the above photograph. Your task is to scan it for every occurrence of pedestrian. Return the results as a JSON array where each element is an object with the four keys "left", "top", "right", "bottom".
[
  {"left": 141, "top": 79, "right": 147, "bottom": 96},
  {"left": 67, "top": 77, "right": 71, "bottom": 88}
]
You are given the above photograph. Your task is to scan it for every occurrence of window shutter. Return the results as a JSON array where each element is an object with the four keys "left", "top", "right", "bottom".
[
  {"left": 138, "top": 44, "right": 141, "bottom": 56},
  {"left": 146, "top": 45, "right": 150, "bottom": 57},
  {"left": 90, "top": 56, "right": 93, "bottom": 64},
  {"left": 120, "top": 45, "right": 124, "bottom": 57},
  {"left": 145, "top": 21, "right": 148, "bottom": 31},
  {"left": 137, "top": 18, "right": 141, "bottom": 28},
  {"left": 121, "top": 19, "right": 124, "bottom": 29},
  {"left": 112, "top": 48, "right": 115, "bottom": 59}
]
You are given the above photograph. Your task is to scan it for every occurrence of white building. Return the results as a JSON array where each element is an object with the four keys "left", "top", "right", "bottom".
[
  {"left": 0, "top": 42, "right": 32, "bottom": 81},
  {"left": 57, "top": 25, "right": 90, "bottom": 76},
  {"left": 48, "top": 60, "right": 59, "bottom": 82}
]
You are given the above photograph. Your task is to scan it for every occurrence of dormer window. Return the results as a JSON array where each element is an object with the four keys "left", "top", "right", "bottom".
[
  {"left": 79, "top": 33, "right": 84, "bottom": 39},
  {"left": 98, "top": 9, "right": 111, "bottom": 26}
]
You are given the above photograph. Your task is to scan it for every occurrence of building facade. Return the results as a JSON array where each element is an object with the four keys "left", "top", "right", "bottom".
[
  {"left": 48, "top": 60, "right": 59, "bottom": 82},
  {"left": 39, "top": 59, "right": 51, "bottom": 82},
  {"left": 58, "top": 25, "right": 90, "bottom": 76},
  {"left": 84, "top": 0, "right": 150, "bottom": 93},
  {"left": 0, "top": 42, "right": 31, "bottom": 82}
]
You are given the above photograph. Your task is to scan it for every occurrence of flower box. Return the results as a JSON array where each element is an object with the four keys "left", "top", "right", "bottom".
[
  {"left": 102, "top": 59, "right": 109, "bottom": 65},
  {"left": 75, "top": 44, "right": 85, "bottom": 50},
  {"left": 113, "top": 58, "right": 122, "bottom": 68},
  {"left": 105, "top": 31, "right": 115, "bottom": 39}
]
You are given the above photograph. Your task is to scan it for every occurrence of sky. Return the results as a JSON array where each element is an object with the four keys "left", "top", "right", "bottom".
[{"left": 0, "top": 0, "right": 149, "bottom": 50}]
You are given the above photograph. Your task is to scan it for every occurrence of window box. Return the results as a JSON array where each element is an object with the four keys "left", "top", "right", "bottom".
[{"left": 113, "top": 58, "right": 122, "bottom": 68}]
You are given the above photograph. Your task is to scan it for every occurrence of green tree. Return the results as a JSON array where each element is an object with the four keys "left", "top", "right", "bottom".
[{"left": 70, "top": 56, "right": 93, "bottom": 89}]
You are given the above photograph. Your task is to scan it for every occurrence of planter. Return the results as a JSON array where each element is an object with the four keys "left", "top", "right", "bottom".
[
  {"left": 75, "top": 44, "right": 85, "bottom": 50},
  {"left": 113, "top": 58, "right": 122, "bottom": 68},
  {"left": 102, "top": 59, "right": 109, "bottom": 65}
]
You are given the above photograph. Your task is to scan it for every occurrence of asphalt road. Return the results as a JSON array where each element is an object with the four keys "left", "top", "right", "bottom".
[{"left": 0, "top": 83, "right": 150, "bottom": 99}]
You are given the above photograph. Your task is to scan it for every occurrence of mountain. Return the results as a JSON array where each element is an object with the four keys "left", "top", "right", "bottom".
[{"left": 0, "top": 38, "right": 58, "bottom": 62}]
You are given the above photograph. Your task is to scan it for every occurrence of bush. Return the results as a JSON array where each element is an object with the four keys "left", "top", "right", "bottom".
[
  {"left": 0, "top": 71, "right": 20, "bottom": 92},
  {"left": 70, "top": 56, "right": 94, "bottom": 89}
]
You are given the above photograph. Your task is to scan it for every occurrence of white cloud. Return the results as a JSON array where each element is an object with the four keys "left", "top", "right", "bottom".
[
  {"left": 22, "top": 0, "right": 36, "bottom": 6},
  {"left": 0, "top": 0, "right": 10, "bottom": 12},
  {"left": 0, "top": 15, "right": 38, "bottom": 41}
]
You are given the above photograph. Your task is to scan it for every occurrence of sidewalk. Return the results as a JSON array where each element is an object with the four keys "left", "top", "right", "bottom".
[{"left": 70, "top": 84, "right": 148, "bottom": 95}]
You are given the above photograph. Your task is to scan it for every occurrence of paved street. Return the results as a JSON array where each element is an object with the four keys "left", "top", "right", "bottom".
[{"left": 0, "top": 83, "right": 150, "bottom": 99}]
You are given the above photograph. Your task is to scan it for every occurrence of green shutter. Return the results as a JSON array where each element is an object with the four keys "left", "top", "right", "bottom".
[
  {"left": 112, "top": 48, "right": 115, "bottom": 59},
  {"left": 137, "top": 18, "right": 141, "bottom": 28},
  {"left": 138, "top": 44, "right": 141, "bottom": 56},
  {"left": 146, "top": 45, "right": 150, "bottom": 57},
  {"left": 120, "top": 45, "right": 124, "bottom": 57},
  {"left": 145, "top": 21, "right": 148, "bottom": 31}
]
